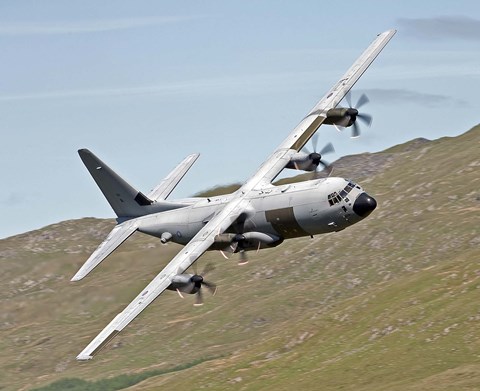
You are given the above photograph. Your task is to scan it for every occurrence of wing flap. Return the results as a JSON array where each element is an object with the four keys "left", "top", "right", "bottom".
[{"left": 71, "top": 220, "right": 137, "bottom": 281}]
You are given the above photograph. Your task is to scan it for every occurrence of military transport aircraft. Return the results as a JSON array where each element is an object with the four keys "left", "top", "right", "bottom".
[{"left": 72, "top": 29, "right": 396, "bottom": 360}]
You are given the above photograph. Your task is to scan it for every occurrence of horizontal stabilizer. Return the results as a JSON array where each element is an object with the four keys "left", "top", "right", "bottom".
[
  {"left": 148, "top": 153, "right": 199, "bottom": 201},
  {"left": 71, "top": 220, "right": 137, "bottom": 281}
]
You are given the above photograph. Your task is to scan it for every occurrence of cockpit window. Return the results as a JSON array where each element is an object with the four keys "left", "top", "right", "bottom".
[
  {"left": 328, "top": 181, "right": 356, "bottom": 206},
  {"left": 328, "top": 192, "right": 342, "bottom": 206},
  {"left": 344, "top": 181, "right": 355, "bottom": 193}
]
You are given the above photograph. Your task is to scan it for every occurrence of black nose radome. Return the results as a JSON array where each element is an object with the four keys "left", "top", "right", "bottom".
[{"left": 353, "top": 192, "right": 377, "bottom": 217}]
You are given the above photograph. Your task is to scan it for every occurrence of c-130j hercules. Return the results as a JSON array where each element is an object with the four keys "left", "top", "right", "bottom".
[{"left": 72, "top": 29, "right": 396, "bottom": 360}]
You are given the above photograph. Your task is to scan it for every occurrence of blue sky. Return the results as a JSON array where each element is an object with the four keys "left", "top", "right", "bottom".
[{"left": 1, "top": 0, "right": 479, "bottom": 238}]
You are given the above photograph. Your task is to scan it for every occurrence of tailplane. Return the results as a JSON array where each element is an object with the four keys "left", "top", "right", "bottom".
[{"left": 71, "top": 219, "right": 137, "bottom": 281}]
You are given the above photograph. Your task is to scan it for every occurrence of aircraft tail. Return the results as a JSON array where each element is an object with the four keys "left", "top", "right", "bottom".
[
  {"left": 78, "top": 149, "right": 154, "bottom": 218},
  {"left": 79, "top": 149, "right": 200, "bottom": 218}
]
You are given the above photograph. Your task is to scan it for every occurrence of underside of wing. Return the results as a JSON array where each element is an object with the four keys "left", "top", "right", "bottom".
[{"left": 71, "top": 220, "right": 137, "bottom": 281}]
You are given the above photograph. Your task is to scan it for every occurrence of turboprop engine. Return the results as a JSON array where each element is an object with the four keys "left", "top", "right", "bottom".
[
  {"left": 322, "top": 93, "right": 372, "bottom": 138},
  {"left": 213, "top": 231, "right": 284, "bottom": 265},
  {"left": 286, "top": 135, "right": 335, "bottom": 176},
  {"left": 214, "top": 231, "right": 283, "bottom": 251},
  {"left": 166, "top": 264, "right": 217, "bottom": 306}
]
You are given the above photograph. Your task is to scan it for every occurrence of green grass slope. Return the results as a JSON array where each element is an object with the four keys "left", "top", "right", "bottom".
[{"left": 1, "top": 125, "right": 479, "bottom": 391}]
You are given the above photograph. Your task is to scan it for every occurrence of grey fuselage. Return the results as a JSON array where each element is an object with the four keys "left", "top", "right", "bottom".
[{"left": 133, "top": 177, "right": 374, "bottom": 250}]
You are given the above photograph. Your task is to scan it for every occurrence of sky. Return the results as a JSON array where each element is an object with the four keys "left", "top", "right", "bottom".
[{"left": 1, "top": 0, "right": 479, "bottom": 239}]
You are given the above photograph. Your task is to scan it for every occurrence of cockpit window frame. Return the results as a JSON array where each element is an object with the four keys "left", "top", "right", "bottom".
[
  {"left": 328, "top": 192, "right": 342, "bottom": 206},
  {"left": 327, "top": 181, "right": 356, "bottom": 206}
]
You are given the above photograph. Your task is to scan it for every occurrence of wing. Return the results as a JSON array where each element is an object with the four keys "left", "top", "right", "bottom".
[
  {"left": 241, "top": 29, "right": 396, "bottom": 188},
  {"left": 147, "top": 153, "right": 200, "bottom": 201},
  {"left": 76, "top": 197, "right": 249, "bottom": 360},
  {"left": 71, "top": 220, "right": 137, "bottom": 281}
]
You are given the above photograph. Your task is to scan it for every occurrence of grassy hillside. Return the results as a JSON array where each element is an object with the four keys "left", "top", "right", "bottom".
[{"left": 1, "top": 125, "right": 479, "bottom": 390}]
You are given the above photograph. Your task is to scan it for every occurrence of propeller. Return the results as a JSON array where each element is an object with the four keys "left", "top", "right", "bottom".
[
  {"left": 232, "top": 214, "right": 252, "bottom": 266},
  {"left": 228, "top": 234, "right": 250, "bottom": 265},
  {"left": 304, "top": 134, "right": 335, "bottom": 178},
  {"left": 341, "top": 92, "right": 373, "bottom": 138},
  {"left": 191, "top": 263, "right": 217, "bottom": 306},
  {"left": 238, "top": 248, "right": 249, "bottom": 266}
]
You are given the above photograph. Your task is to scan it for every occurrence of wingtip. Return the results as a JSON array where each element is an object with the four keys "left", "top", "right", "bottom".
[
  {"left": 378, "top": 29, "right": 397, "bottom": 36},
  {"left": 76, "top": 353, "right": 93, "bottom": 361},
  {"left": 70, "top": 273, "right": 84, "bottom": 282}
]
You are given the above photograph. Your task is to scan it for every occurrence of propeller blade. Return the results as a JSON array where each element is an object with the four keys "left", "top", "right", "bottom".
[
  {"left": 343, "top": 92, "right": 372, "bottom": 138},
  {"left": 357, "top": 113, "right": 372, "bottom": 126},
  {"left": 202, "top": 280, "right": 217, "bottom": 296},
  {"left": 176, "top": 289, "right": 185, "bottom": 299},
  {"left": 238, "top": 250, "right": 249, "bottom": 266},
  {"left": 333, "top": 124, "right": 344, "bottom": 133},
  {"left": 319, "top": 159, "right": 331, "bottom": 170},
  {"left": 351, "top": 122, "right": 361, "bottom": 138},
  {"left": 194, "top": 290, "right": 204, "bottom": 306},
  {"left": 319, "top": 142, "right": 335, "bottom": 156},
  {"left": 305, "top": 140, "right": 335, "bottom": 179},
  {"left": 201, "top": 263, "right": 215, "bottom": 276},
  {"left": 356, "top": 93, "right": 369, "bottom": 109},
  {"left": 311, "top": 133, "right": 319, "bottom": 153},
  {"left": 319, "top": 161, "right": 333, "bottom": 176},
  {"left": 345, "top": 91, "right": 352, "bottom": 108}
]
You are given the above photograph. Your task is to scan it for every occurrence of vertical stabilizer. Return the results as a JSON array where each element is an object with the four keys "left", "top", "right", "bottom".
[{"left": 78, "top": 149, "right": 152, "bottom": 217}]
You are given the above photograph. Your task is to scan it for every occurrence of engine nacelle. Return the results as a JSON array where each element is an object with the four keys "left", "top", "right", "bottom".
[
  {"left": 167, "top": 274, "right": 198, "bottom": 294},
  {"left": 241, "top": 232, "right": 282, "bottom": 245},
  {"left": 323, "top": 107, "right": 358, "bottom": 127},
  {"left": 167, "top": 272, "right": 217, "bottom": 305},
  {"left": 213, "top": 231, "right": 283, "bottom": 252},
  {"left": 285, "top": 151, "right": 318, "bottom": 171}
]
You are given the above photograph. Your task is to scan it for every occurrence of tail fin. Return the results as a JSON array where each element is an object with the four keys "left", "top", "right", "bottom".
[{"left": 78, "top": 149, "right": 153, "bottom": 217}]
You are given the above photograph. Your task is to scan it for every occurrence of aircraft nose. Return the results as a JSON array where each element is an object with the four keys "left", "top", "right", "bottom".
[{"left": 353, "top": 192, "right": 377, "bottom": 217}]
